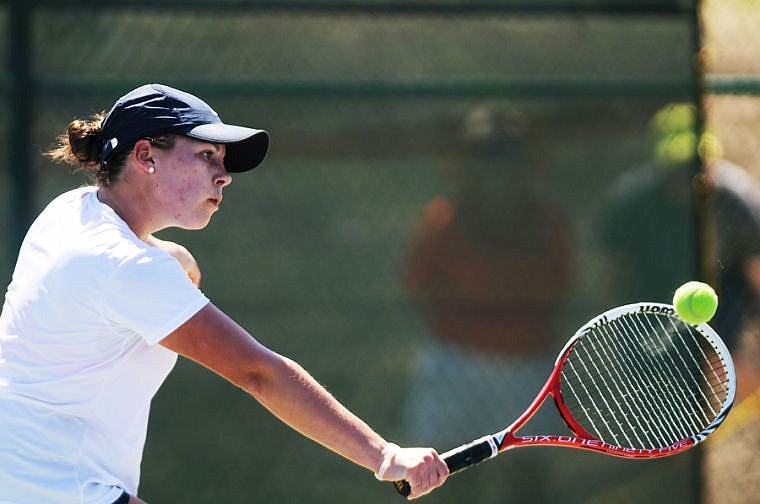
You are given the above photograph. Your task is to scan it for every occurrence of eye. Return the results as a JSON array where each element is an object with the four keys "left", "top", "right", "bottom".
[{"left": 200, "top": 150, "right": 214, "bottom": 161}]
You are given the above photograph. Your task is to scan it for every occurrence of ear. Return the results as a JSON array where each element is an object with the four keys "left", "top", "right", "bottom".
[{"left": 132, "top": 139, "right": 156, "bottom": 174}]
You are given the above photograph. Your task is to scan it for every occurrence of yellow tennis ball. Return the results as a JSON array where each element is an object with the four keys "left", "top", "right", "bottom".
[{"left": 673, "top": 281, "right": 718, "bottom": 325}]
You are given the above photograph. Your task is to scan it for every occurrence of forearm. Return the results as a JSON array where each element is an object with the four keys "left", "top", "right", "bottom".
[
  {"left": 237, "top": 352, "right": 447, "bottom": 499},
  {"left": 161, "top": 304, "right": 448, "bottom": 498},
  {"left": 242, "top": 354, "right": 386, "bottom": 472}
]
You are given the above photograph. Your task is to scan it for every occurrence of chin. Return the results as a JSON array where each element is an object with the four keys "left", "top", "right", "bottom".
[{"left": 181, "top": 218, "right": 212, "bottom": 231}]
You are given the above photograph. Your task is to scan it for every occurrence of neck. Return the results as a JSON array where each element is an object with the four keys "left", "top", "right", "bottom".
[{"left": 97, "top": 185, "right": 154, "bottom": 241}]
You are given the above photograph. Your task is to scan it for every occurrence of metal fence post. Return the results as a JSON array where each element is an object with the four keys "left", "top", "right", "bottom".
[{"left": 8, "top": 0, "right": 34, "bottom": 256}]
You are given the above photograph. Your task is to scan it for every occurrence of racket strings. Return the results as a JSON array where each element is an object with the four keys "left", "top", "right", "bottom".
[
  {"left": 617, "top": 315, "right": 714, "bottom": 440},
  {"left": 564, "top": 340, "right": 679, "bottom": 449},
  {"left": 578, "top": 316, "right": 726, "bottom": 448},
  {"left": 566, "top": 334, "right": 670, "bottom": 449},
  {"left": 560, "top": 311, "right": 731, "bottom": 451},
  {"left": 628, "top": 315, "right": 719, "bottom": 440}
]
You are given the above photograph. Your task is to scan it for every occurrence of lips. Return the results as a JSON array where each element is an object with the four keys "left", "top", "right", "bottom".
[{"left": 208, "top": 196, "right": 222, "bottom": 209}]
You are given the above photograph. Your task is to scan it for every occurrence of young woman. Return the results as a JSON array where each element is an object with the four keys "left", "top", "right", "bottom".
[{"left": 0, "top": 84, "right": 448, "bottom": 503}]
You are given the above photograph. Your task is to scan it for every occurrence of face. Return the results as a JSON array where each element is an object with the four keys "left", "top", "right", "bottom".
[{"left": 150, "top": 136, "right": 232, "bottom": 230}]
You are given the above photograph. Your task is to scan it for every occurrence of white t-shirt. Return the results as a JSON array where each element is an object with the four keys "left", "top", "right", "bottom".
[{"left": 0, "top": 187, "right": 209, "bottom": 504}]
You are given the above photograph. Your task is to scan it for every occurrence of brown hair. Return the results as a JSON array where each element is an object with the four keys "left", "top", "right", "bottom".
[{"left": 46, "top": 113, "right": 176, "bottom": 186}]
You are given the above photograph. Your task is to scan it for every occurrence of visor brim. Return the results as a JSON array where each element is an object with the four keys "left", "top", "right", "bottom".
[{"left": 187, "top": 123, "right": 269, "bottom": 172}]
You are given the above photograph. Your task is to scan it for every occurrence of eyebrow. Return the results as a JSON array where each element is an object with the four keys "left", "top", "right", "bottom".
[{"left": 193, "top": 139, "right": 225, "bottom": 154}]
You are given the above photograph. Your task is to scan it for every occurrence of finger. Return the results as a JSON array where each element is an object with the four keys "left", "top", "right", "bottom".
[
  {"left": 408, "top": 471, "right": 437, "bottom": 500},
  {"left": 408, "top": 467, "right": 446, "bottom": 499}
]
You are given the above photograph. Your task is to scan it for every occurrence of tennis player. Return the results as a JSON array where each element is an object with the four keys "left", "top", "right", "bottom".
[{"left": 0, "top": 83, "right": 448, "bottom": 503}]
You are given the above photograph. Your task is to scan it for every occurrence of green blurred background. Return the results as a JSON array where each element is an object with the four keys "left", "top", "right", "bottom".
[{"left": 2, "top": 1, "right": 759, "bottom": 503}]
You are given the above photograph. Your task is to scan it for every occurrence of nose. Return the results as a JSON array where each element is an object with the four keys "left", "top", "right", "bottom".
[{"left": 215, "top": 169, "right": 232, "bottom": 188}]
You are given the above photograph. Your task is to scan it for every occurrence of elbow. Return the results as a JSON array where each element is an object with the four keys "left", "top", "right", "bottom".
[
  {"left": 238, "top": 369, "right": 271, "bottom": 400},
  {"left": 235, "top": 353, "right": 295, "bottom": 402}
]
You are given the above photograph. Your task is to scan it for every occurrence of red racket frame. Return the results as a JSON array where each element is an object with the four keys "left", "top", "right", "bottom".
[{"left": 394, "top": 303, "right": 735, "bottom": 497}]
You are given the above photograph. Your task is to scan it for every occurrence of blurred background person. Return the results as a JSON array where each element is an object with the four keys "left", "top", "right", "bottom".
[
  {"left": 599, "top": 102, "right": 760, "bottom": 358},
  {"left": 400, "top": 104, "right": 577, "bottom": 501},
  {"left": 597, "top": 102, "right": 760, "bottom": 502}
]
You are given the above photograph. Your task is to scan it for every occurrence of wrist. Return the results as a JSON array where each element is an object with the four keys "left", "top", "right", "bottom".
[{"left": 374, "top": 442, "right": 401, "bottom": 480}]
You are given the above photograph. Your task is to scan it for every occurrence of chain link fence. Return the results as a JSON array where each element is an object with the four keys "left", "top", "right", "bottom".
[{"left": 2, "top": 1, "right": 758, "bottom": 503}]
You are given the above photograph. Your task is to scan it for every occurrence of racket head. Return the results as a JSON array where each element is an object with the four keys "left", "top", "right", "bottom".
[{"left": 553, "top": 302, "right": 735, "bottom": 455}]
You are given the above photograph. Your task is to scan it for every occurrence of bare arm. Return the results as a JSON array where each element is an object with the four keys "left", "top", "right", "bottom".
[{"left": 160, "top": 303, "right": 447, "bottom": 498}]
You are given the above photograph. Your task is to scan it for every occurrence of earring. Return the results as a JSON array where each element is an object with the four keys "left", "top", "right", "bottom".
[{"left": 148, "top": 166, "right": 155, "bottom": 174}]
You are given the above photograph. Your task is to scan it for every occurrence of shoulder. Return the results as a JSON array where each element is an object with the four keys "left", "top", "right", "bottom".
[
  {"left": 24, "top": 187, "right": 173, "bottom": 280},
  {"left": 44, "top": 185, "right": 98, "bottom": 210}
]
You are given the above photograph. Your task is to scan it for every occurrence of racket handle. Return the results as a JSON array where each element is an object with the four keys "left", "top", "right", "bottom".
[{"left": 393, "top": 435, "right": 497, "bottom": 497}]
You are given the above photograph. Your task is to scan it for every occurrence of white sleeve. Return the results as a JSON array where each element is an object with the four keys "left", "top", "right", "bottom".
[{"left": 100, "top": 250, "right": 210, "bottom": 345}]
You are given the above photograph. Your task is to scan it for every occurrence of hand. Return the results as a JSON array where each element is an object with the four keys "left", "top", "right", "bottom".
[
  {"left": 145, "top": 235, "right": 202, "bottom": 287},
  {"left": 375, "top": 444, "right": 449, "bottom": 499}
]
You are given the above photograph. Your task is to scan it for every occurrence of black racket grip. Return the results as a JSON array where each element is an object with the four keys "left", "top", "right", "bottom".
[{"left": 393, "top": 436, "right": 496, "bottom": 497}]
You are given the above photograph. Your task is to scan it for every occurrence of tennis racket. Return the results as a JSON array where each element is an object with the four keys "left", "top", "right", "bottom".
[{"left": 395, "top": 302, "right": 735, "bottom": 496}]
